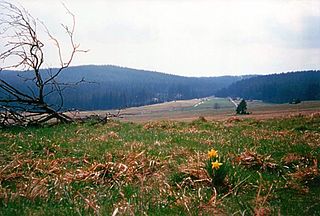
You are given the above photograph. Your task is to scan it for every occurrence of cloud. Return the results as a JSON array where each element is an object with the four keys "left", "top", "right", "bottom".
[
  {"left": 87, "top": 22, "right": 158, "bottom": 44},
  {"left": 5, "top": 0, "right": 320, "bottom": 76},
  {"left": 268, "top": 15, "right": 320, "bottom": 49}
]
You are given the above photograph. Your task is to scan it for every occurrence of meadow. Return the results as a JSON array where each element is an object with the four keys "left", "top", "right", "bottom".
[
  {"left": 118, "top": 98, "right": 320, "bottom": 122},
  {"left": 1, "top": 106, "right": 320, "bottom": 215}
]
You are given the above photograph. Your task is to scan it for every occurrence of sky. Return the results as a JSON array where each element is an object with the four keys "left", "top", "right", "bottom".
[{"left": 3, "top": 0, "right": 320, "bottom": 77}]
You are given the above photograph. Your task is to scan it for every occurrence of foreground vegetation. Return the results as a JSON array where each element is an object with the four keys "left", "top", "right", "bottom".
[{"left": 1, "top": 113, "right": 320, "bottom": 215}]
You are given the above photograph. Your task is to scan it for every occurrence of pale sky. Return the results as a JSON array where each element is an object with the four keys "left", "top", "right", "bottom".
[{"left": 4, "top": 0, "right": 320, "bottom": 76}]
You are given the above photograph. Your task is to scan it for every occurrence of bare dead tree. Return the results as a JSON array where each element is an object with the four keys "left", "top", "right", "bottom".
[{"left": 0, "top": 2, "right": 87, "bottom": 127}]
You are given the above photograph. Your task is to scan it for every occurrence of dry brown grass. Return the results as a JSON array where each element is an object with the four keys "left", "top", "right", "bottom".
[
  {"left": 1, "top": 110, "right": 320, "bottom": 215},
  {"left": 235, "top": 149, "right": 278, "bottom": 171},
  {"left": 0, "top": 150, "right": 166, "bottom": 214}
]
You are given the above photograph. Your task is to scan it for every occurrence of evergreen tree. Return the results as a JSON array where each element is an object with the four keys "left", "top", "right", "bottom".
[{"left": 236, "top": 99, "right": 248, "bottom": 114}]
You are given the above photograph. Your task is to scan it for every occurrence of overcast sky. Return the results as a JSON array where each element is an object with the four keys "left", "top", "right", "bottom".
[{"left": 7, "top": 0, "right": 320, "bottom": 76}]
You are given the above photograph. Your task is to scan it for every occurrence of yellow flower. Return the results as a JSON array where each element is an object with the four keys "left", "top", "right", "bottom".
[
  {"left": 208, "top": 149, "right": 218, "bottom": 158},
  {"left": 211, "top": 161, "right": 223, "bottom": 170}
]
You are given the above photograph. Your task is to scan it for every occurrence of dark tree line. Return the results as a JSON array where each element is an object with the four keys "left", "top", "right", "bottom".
[
  {"left": 216, "top": 71, "right": 320, "bottom": 103},
  {"left": 1, "top": 65, "right": 243, "bottom": 111},
  {"left": 53, "top": 65, "right": 243, "bottom": 110}
]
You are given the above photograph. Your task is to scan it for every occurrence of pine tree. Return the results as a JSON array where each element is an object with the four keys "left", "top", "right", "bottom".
[{"left": 236, "top": 99, "right": 248, "bottom": 114}]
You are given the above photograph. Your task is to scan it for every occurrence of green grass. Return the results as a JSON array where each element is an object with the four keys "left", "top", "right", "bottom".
[{"left": 1, "top": 114, "right": 320, "bottom": 215}]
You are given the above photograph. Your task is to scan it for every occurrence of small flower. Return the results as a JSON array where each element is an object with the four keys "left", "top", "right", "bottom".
[
  {"left": 208, "top": 149, "right": 218, "bottom": 158},
  {"left": 212, "top": 161, "right": 223, "bottom": 170}
]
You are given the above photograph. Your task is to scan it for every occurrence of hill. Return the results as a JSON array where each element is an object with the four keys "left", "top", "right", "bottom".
[
  {"left": 0, "top": 65, "right": 245, "bottom": 110},
  {"left": 216, "top": 70, "right": 320, "bottom": 103}
]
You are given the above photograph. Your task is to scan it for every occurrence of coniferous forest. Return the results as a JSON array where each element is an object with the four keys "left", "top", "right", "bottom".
[
  {"left": 0, "top": 65, "right": 243, "bottom": 110},
  {"left": 216, "top": 71, "right": 320, "bottom": 103},
  {"left": 1, "top": 66, "right": 319, "bottom": 111}
]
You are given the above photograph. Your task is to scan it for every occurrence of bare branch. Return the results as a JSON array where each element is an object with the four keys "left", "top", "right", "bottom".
[{"left": 0, "top": 1, "right": 86, "bottom": 127}]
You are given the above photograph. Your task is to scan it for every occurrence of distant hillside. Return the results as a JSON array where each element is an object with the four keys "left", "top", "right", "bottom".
[
  {"left": 216, "top": 70, "right": 320, "bottom": 103},
  {"left": 1, "top": 65, "right": 244, "bottom": 110}
]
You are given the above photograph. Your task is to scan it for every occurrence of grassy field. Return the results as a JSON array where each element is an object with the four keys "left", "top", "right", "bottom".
[
  {"left": 1, "top": 111, "right": 320, "bottom": 215},
  {"left": 117, "top": 98, "right": 320, "bottom": 122}
]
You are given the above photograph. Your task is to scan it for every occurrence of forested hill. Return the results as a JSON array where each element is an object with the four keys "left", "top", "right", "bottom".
[
  {"left": 1, "top": 65, "right": 245, "bottom": 110},
  {"left": 216, "top": 70, "right": 320, "bottom": 103},
  {"left": 60, "top": 65, "right": 244, "bottom": 110}
]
